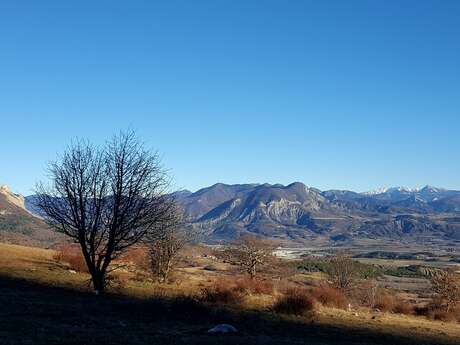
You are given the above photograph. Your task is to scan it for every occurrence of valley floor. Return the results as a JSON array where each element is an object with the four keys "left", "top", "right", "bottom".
[{"left": 0, "top": 243, "right": 459, "bottom": 345}]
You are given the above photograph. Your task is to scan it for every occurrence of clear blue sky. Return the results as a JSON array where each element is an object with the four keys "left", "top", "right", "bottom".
[{"left": 1, "top": 1, "right": 459, "bottom": 195}]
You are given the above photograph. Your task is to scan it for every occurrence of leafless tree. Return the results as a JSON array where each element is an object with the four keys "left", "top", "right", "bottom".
[
  {"left": 327, "top": 253, "right": 356, "bottom": 292},
  {"left": 35, "top": 131, "right": 176, "bottom": 293},
  {"left": 217, "top": 235, "right": 276, "bottom": 279},
  {"left": 145, "top": 207, "right": 194, "bottom": 283},
  {"left": 431, "top": 270, "right": 460, "bottom": 312}
]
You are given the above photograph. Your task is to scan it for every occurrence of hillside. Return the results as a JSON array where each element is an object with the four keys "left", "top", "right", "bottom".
[
  {"left": 1, "top": 243, "right": 459, "bottom": 345},
  {"left": 0, "top": 186, "right": 62, "bottom": 247}
]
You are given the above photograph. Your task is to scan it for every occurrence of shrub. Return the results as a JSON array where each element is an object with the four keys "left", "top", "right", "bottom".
[
  {"left": 272, "top": 288, "right": 316, "bottom": 316},
  {"left": 420, "top": 299, "right": 460, "bottom": 322},
  {"left": 200, "top": 280, "right": 244, "bottom": 305},
  {"left": 234, "top": 277, "right": 274, "bottom": 295},
  {"left": 312, "top": 285, "right": 348, "bottom": 309},
  {"left": 53, "top": 243, "right": 88, "bottom": 273},
  {"left": 430, "top": 271, "right": 460, "bottom": 312},
  {"left": 169, "top": 295, "right": 209, "bottom": 320},
  {"left": 353, "top": 279, "right": 379, "bottom": 308},
  {"left": 374, "top": 291, "right": 414, "bottom": 315},
  {"left": 393, "top": 300, "right": 415, "bottom": 315},
  {"left": 119, "top": 246, "right": 149, "bottom": 270},
  {"left": 374, "top": 292, "right": 396, "bottom": 312}
]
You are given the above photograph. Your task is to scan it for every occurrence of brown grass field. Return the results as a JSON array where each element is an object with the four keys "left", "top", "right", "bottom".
[{"left": 0, "top": 243, "right": 459, "bottom": 345}]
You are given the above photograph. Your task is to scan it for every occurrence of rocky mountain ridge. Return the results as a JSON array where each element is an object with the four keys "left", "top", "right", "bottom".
[
  {"left": 2, "top": 182, "right": 460, "bottom": 247},
  {"left": 173, "top": 182, "right": 460, "bottom": 245}
]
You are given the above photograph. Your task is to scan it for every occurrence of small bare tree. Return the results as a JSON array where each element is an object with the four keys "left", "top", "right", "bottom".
[
  {"left": 218, "top": 235, "right": 275, "bottom": 279},
  {"left": 35, "top": 131, "right": 176, "bottom": 293},
  {"left": 431, "top": 270, "right": 460, "bottom": 312},
  {"left": 327, "top": 253, "right": 356, "bottom": 292},
  {"left": 145, "top": 208, "right": 193, "bottom": 283}
]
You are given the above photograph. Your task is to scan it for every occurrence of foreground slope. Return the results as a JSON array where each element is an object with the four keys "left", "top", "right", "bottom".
[{"left": 1, "top": 242, "right": 460, "bottom": 345}]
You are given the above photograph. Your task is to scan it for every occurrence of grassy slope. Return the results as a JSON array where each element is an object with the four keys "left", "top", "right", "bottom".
[{"left": 0, "top": 243, "right": 459, "bottom": 345}]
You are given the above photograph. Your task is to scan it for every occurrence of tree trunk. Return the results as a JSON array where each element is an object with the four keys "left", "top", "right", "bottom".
[
  {"left": 92, "top": 271, "right": 105, "bottom": 294},
  {"left": 250, "top": 265, "right": 256, "bottom": 279}
]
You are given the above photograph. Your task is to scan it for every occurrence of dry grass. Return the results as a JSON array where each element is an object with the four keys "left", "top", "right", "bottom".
[
  {"left": 233, "top": 276, "right": 274, "bottom": 295},
  {"left": 53, "top": 243, "right": 89, "bottom": 273},
  {"left": 1, "top": 242, "right": 460, "bottom": 345}
]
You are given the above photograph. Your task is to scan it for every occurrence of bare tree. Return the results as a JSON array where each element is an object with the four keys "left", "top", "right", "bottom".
[
  {"left": 35, "top": 131, "right": 176, "bottom": 293},
  {"left": 145, "top": 207, "right": 193, "bottom": 283},
  {"left": 218, "top": 235, "right": 276, "bottom": 279},
  {"left": 431, "top": 270, "right": 460, "bottom": 312},
  {"left": 327, "top": 253, "right": 356, "bottom": 292}
]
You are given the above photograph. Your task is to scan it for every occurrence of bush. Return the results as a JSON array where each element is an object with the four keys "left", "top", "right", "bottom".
[
  {"left": 234, "top": 277, "right": 274, "bottom": 295},
  {"left": 169, "top": 295, "right": 209, "bottom": 320},
  {"left": 200, "top": 280, "right": 244, "bottom": 305},
  {"left": 374, "top": 291, "right": 414, "bottom": 315},
  {"left": 374, "top": 292, "right": 396, "bottom": 312},
  {"left": 272, "top": 288, "right": 316, "bottom": 316},
  {"left": 419, "top": 299, "right": 460, "bottom": 322},
  {"left": 119, "top": 246, "right": 149, "bottom": 270},
  {"left": 53, "top": 243, "right": 88, "bottom": 273},
  {"left": 312, "top": 285, "right": 348, "bottom": 309},
  {"left": 392, "top": 300, "right": 415, "bottom": 315}
]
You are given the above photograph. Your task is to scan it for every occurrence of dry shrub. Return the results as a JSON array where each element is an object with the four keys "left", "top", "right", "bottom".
[
  {"left": 393, "top": 300, "right": 415, "bottom": 315},
  {"left": 374, "top": 291, "right": 414, "bottom": 315},
  {"left": 200, "top": 280, "right": 244, "bottom": 305},
  {"left": 169, "top": 295, "right": 209, "bottom": 320},
  {"left": 312, "top": 285, "right": 348, "bottom": 309},
  {"left": 374, "top": 292, "right": 396, "bottom": 312},
  {"left": 105, "top": 273, "right": 131, "bottom": 290},
  {"left": 131, "top": 271, "right": 150, "bottom": 282},
  {"left": 353, "top": 279, "right": 379, "bottom": 308},
  {"left": 234, "top": 277, "right": 274, "bottom": 295},
  {"left": 429, "top": 309, "right": 459, "bottom": 322},
  {"left": 419, "top": 299, "right": 460, "bottom": 322},
  {"left": 119, "top": 246, "right": 149, "bottom": 270},
  {"left": 53, "top": 243, "right": 88, "bottom": 273},
  {"left": 272, "top": 288, "right": 316, "bottom": 316}
]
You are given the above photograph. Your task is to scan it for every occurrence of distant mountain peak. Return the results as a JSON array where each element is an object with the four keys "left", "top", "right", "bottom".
[
  {"left": 363, "top": 186, "right": 420, "bottom": 195},
  {"left": 420, "top": 185, "right": 446, "bottom": 193}
]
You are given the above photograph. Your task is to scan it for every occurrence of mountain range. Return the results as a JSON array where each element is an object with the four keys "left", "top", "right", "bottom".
[
  {"left": 172, "top": 183, "right": 460, "bottom": 245},
  {"left": 2, "top": 182, "right": 460, "bottom": 247}
]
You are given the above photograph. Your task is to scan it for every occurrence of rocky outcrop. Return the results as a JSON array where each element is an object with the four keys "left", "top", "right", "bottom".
[{"left": 0, "top": 185, "right": 25, "bottom": 210}]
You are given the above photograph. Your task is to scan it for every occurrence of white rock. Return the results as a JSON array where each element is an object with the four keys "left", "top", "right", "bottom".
[{"left": 207, "top": 324, "right": 238, "bottom": 334}]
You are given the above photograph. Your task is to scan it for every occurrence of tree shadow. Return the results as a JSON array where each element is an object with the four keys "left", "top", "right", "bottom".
[{"left": 0, "top": 274, "right": 455, "bottom": 345}]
